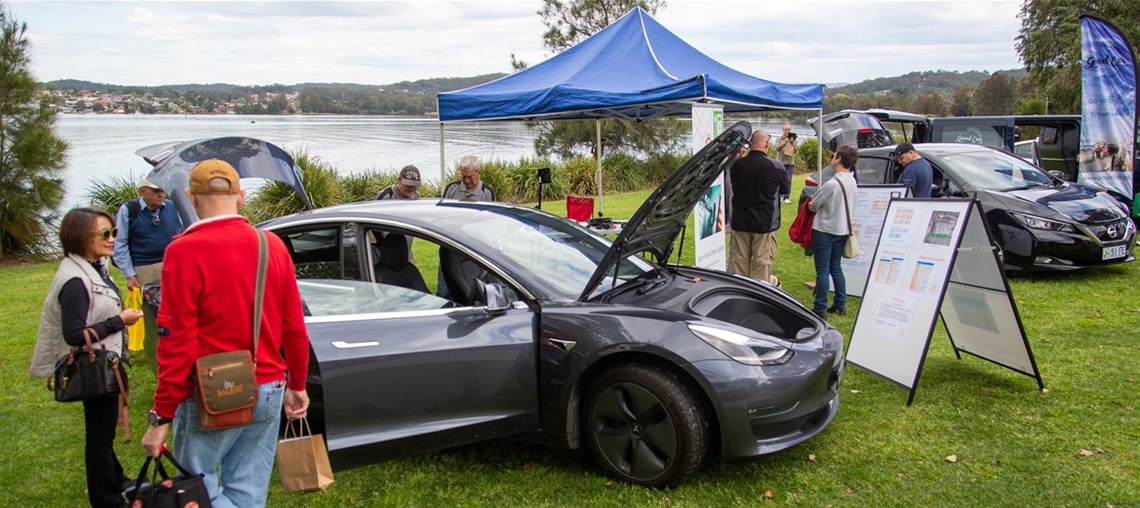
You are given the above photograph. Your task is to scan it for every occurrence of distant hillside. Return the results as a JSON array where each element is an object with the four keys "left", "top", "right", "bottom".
[
  {"left": 45, "top": 74, "right": 507, "bottom": 96},
  {"left": 830, "top": 68, "right": 1029, "bottom": 95}
]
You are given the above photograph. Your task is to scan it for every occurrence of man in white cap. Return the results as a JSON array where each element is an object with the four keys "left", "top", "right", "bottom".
[{"left": 112, "top": 176, "right": 184, "bottom": 290}]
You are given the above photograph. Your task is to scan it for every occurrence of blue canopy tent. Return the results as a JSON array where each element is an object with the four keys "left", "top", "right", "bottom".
[{"left": 437, "top": 7, "right": 824, "bottom": 214}]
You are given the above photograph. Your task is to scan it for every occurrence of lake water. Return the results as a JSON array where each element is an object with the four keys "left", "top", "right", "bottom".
[{"left": 54, "top": 114, "right": 815, "bottom": 208}]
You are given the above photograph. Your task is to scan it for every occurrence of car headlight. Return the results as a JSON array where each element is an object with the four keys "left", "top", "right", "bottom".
[
  {"left": 1010, "top": 212, "right": 1075, "bottom": 232},
  {"left": 688, "top": 323, "right": 793, "bottom": 366}
]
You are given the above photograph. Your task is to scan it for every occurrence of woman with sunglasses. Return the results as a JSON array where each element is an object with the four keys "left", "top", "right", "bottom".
[{"left": 30, "top": 207, "right": 143, "bottom": 507}]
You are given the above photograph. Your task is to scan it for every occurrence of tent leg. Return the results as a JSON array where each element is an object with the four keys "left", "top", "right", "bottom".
[
  {"left": 439, "top": 123, "right": 446, "bottom": 187},
  {"left": 816, "top": 108, "right": 823, "bottom": 186},
  {"left": 596, "top": 119, "right": 603, "bottom": 217}
]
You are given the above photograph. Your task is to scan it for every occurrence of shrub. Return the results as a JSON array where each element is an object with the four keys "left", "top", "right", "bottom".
[
  {"left": 339, "top": 170, "right": 388, "bottom": 203},
  {"left": 642, "top": 152, "right": 688, "bottom": 185},
  {"left": 600, "top": 153, "right": 643, "bottom": 193},
  {"left": 85, "top": 172, "right": 141, "bottom": 215},
  {"left": 244, "top": 149, "right": 341, "bottom": 223},
  {"left": 794, "top": 137, "right": 829, "bottom": 172}
]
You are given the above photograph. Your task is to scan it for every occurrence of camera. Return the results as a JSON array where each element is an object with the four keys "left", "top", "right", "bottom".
[{"left": 787, "top": 132, "right": 797, "bottom": 140}]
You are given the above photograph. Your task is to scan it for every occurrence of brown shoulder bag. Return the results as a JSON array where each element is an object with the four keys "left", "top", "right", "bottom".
[{"left": 192, "top": 231, "right": 268, "bottom": 431}]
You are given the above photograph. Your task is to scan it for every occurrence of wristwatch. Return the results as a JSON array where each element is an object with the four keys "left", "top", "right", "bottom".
[{"left": 147, "top": 410, "right": 172, "bottom": 426}]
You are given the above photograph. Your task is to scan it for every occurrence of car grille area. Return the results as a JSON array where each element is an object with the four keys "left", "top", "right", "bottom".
[{"left": 1083, "top": 218, "right": 1132, "bottom": 243}]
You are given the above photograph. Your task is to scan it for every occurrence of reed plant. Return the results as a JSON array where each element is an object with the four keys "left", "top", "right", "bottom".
[
  {"left": 84, "top": 172, "right": 141, "bottom": 214},
  {"left": 244, "top": 149, "right": 341, "bottom": 224}
]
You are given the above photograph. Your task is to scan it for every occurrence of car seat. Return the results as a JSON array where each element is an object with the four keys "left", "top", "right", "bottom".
[
  {"left": 374, "top": 234, "right": 428, "bottom": 293},
  {"left": 439, "top": 247, "right": 490, "bottom": 307}
]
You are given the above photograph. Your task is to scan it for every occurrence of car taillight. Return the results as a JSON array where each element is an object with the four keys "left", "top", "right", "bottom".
[{"left": 857, "top": 128, "right": 873, "bottom": 134}]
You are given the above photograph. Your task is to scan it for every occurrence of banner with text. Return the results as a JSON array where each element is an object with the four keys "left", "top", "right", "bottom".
[
  {"left": 1078, "top": 15, "right": 1137, "bottom": 201},
  {"left": 693, "top": 104, "right": 726, "bottom": 270}
]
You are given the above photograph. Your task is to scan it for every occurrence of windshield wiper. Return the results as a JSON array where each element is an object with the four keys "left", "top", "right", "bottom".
[{"left": 634, "top": 267, "right": 672, "bottom": 296}]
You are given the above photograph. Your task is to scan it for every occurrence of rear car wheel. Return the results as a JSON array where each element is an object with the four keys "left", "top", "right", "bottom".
[{"left": 583, "top": 364, "right": 710, "bottom": 488}]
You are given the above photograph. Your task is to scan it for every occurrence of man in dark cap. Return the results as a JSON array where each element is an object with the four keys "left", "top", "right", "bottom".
[
  {"left": 894, "top": 142, "right": 933, "bottom": 198},
  {"left": 374, "top": 165, "right": 422, "bottom": 200}
]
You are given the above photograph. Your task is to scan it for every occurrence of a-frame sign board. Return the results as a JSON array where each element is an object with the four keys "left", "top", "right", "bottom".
[{"left": 845, "top": 198, "right": 1044, "bottom": 405}]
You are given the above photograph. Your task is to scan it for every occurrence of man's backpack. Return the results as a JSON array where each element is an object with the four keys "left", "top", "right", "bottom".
[{"left": 110, "top": 200, "right": 141, "bottom": 269}]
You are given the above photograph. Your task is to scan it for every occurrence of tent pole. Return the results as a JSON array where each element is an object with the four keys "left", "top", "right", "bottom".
[
  {"left": 817, "top": 108, "right": 823, "bottom": 187},
  {"left": 439, "top": 123, "right": 446, "bottom": 187},
  {"left": 596, "top": 119, "right": 603, "bottom": 217}
]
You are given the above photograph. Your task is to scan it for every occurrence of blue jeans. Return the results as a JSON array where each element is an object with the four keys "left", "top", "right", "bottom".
[
  {"left": 173, "top": 380, "right": 286, "bottom": 508},
  {"left": 812, "top": 230, "right": 847, "bottom": 312}
]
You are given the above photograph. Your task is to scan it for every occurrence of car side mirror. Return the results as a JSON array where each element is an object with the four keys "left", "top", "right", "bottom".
[
  {"left": 1047, "top": 170, "right": 1066, "bottom": 181},
  {"left": 479, "top": 282, "right": 510, "bottom": 313}
]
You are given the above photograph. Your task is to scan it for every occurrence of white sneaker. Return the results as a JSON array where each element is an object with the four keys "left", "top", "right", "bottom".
[{"left": 782, "top": 198, "right": 792, "bottom": 204}]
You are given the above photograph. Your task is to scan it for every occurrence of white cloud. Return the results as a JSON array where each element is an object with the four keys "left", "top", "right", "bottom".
[{"left": 12, "top": 0, "right": 1024, "bottom": 87}]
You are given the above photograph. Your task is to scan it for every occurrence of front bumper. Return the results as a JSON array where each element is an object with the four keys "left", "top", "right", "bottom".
[
  {"left": 997, "top": 220, "right": 1136, "bottom": 272},
  {"left": 691, "top": 327, "right": 844, "bottom": 462}
]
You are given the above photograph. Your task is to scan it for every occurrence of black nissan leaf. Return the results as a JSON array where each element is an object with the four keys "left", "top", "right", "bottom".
[{"left": 856, "top": 143, "right": 1135, "bottom": 272}]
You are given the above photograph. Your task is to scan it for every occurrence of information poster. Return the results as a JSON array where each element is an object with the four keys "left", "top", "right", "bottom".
[
  {"left": 846, "top": 198, "right": 1042, "bottom": 403},
  {"left": 846, "top": 199, "right": 970, "bottom": 389},
  {"left": 692, "top": 104, "right": 726, "bottom": 270},
  {"left": 842, "top": 185, "right": 909, "bottom": 297}
]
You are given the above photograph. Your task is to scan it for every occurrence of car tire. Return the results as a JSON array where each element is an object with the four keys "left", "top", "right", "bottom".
[{"left": 583, "top": 363, "right": 710, "bottom": 488}]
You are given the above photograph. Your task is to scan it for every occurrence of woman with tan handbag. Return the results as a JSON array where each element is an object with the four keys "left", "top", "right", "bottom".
[
  {"left": 807, "top": 146, "right": 858, "bottom": 320},
  {"left": 30, "top": 207, "right": 143, "bottom": 507}
]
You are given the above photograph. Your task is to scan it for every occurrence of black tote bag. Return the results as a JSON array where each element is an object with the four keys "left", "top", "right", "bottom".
[{"left": 128, "top": 449, "right": 213, "bottom": 508}]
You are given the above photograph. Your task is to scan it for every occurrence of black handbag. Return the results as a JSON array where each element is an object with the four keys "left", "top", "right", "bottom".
[
  {"left": 50, "top": 327, "right": 126, "bottom": 403},
  {"left": 128, "top": 449, "right": 213, "bottom": 508}
]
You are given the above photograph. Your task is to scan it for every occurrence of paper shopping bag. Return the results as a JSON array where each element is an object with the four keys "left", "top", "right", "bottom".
[
  {"left": 125, "top": 287, "right": 145, "bottom": 352},
  {"left": 277, "top": 418, "right": 334, "bottom": 493}
]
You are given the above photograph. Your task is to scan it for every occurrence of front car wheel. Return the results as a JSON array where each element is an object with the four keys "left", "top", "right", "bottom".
[{"left": 583, "top": 363, "right": 711, "bottom": 488}]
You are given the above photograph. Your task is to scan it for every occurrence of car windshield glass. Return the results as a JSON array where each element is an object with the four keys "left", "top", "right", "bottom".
[
  {"left": 936, "top": 150, "right": 1054, "bottom": 191},
  {"left": 459, "top": 210, "right": 654, "bottom": 299}
]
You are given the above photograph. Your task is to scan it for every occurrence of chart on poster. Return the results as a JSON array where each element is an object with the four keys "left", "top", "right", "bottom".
[{"left": 842, "top": 185, "right": 909, "bottom": 297}]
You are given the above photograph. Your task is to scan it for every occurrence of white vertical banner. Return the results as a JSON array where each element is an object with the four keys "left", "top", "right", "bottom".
[{"left": 692, "top": 104, "right": 726, "bottom": 270}]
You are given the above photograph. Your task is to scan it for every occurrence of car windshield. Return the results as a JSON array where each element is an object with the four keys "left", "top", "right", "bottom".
[
  {"left": 458, "top": 209, "right": 654, "bottom": 300},
  {"left": 934, "top": 150, "right": 1054, "bottom": 191}
]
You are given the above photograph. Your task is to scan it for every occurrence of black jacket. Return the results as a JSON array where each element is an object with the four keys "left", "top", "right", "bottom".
[{"left": 729, "top": 152, "right": 789, "bottom": 234}]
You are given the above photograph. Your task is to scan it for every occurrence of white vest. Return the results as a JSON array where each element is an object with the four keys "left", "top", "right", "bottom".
[{"left": 29, "top": 254, "right": 125, "bottom": 378}]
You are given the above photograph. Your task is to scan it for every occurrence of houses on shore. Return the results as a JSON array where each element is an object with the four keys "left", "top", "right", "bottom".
[{"left": 39, "top": 88, "right": 299, "bottom": 115}]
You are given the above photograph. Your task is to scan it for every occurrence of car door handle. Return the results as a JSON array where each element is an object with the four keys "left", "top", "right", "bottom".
[{"left": 332, "top": 340, "right": 381, "bottom": 349}]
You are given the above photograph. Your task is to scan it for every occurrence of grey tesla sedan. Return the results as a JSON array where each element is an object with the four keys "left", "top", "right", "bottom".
[{"left": 260, "top": 122, "right": 843, "bottom": 488}]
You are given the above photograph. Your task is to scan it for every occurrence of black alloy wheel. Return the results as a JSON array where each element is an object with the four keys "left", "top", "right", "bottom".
[{"left": 583, "top": 364, "right": 710, "bottom": 488}]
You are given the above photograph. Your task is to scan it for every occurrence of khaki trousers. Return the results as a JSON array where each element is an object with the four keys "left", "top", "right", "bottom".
[
  {"left": 133, "top": 262, "right": 162, "bottom": 371},
  {"left": 134, "top": 262, "right": 163, "bottom": 285},
  {"left": 729, "top": 231, "right": 778, "bottom": 285}
]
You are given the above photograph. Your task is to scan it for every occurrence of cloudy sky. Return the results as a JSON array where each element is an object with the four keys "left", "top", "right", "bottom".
[{"left": 10, "top": 0, "right": 1025, "bottom": 87}]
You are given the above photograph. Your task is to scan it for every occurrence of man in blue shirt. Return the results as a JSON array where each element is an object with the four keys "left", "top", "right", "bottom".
[
  {"left": 894, "top": 142, "right": 933, "bottom": 198},
  {"left": 112, "top": 177, "right": 184, "bottom": 289}
]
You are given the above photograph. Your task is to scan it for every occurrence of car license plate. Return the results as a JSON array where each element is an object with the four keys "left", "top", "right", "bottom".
[{"left": 1102, "top": 244, "right": 1128, "bottom": 260}]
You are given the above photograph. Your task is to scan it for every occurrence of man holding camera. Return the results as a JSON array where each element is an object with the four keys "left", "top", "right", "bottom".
[{"left": 775, "top": 124, "right": 797, "bottom": 204}]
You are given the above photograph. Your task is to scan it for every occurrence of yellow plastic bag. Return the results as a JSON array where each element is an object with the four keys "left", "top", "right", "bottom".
[{"left": 125, "top": 287, "right": 145, "bottom": 351}]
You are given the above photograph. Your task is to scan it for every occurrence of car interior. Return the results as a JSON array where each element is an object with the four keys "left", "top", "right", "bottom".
[{"left": 272, "top": 223, "right": 523, "bottom": 318}]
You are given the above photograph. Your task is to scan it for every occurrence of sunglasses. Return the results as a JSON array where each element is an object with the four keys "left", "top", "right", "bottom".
[{"left": 92, "top": 227, "right": 118, "bottom": 240}]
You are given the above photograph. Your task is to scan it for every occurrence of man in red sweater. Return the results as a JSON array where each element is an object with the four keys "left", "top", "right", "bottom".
[{"left": 141, "top": 159, "right": 310, "bottom": 508}]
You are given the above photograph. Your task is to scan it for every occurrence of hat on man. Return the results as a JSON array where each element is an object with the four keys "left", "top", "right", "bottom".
[
  {"left": 399, "top": 165, "right": 422, "bottom": 187},
  {"left": 188, "top": 159, "right": 241, "bottom": 195},
  {"left": 138, "top": 176, "right": 162, "bottom": 191},
  {"left": 894, "top": 142, "right": 916, "bottom": 158}
]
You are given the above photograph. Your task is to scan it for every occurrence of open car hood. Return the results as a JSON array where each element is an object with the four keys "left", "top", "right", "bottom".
[
  {"left": 579, "top": 121, "right": 751, "bottom": 301},
  {"left": 136, "top": 136, "right": 313, "bottom": 224}
]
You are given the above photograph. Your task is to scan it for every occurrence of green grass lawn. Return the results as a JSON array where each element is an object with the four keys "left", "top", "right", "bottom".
[{"left": 4, "top": 175, "right": 1139, "bottom": 507}]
